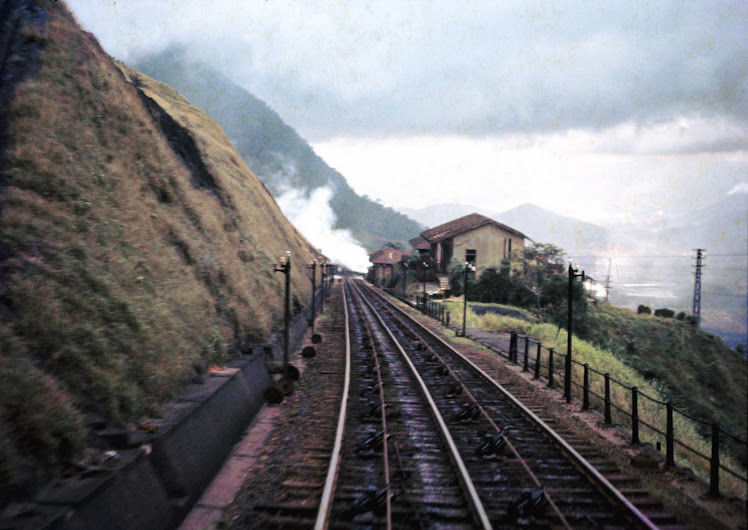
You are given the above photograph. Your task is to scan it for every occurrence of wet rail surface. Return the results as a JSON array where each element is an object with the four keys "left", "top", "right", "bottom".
[{"left": 236, "top": 278, "right": 684, "bottom": 529}]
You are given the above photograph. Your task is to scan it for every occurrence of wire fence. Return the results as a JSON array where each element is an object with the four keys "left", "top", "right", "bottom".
[{"left": 410, "top": 294, "right": 747, "bottom": 499}]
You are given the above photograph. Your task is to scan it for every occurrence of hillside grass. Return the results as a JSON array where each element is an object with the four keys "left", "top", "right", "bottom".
[
  {"left": 1, "top": 0, "right": 321, "bottom": 493},
  {"left": 440, "top": 298, "right": 747, "bottom": 499}
]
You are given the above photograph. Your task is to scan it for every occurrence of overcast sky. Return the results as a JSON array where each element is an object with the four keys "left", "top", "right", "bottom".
[{"left": 67, "top": 0, "right": 747, "bottom": 225}]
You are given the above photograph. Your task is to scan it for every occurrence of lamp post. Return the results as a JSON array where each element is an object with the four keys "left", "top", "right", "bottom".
[
  {"left": 422, "top": 261, "right": 429, "bottom": 301},
  {"left": 308, "top": 259, "right": 317, "bottom": 334},
  {"left": 565, "top": 262, "right": 585, "bottom": 403},
  {"left": 460, "top": 261, "right": 476, "bottom": 337},
  {"left": 274, "top": 251, "right": 291, "bottom": 379},
  {"left": 320, "top": 260, "right": 326, "bottom": 313}
]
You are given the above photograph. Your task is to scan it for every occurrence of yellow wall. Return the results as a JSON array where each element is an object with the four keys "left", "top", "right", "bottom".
[{"left": 452, "top": 224, "right": 525, "bottom": 270}]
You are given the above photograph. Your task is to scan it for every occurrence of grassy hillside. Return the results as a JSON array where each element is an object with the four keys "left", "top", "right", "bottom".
[
  {"left": 0, "top": 0, "right": 320, "bottom": 496},
  {"left": 585, "top": 304, "right": 747, "bottom": 446},
  {"left": 443, "top": 298, "right": 747, "bottom": 496}
]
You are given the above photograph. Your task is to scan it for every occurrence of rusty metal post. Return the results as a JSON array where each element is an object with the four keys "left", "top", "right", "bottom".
[
  {"left": 582, "top": 363, "right": 589, "bottom": 411},
  {"left": 666, "top": 403, "right": 675, "bottom": 467},
  {"left": 460, "top": 261, "right": 475, "bottom": 337},
  {"left": 548, "top": 348, "right": 554, "bottom": 388},
  {"left": 710, "top": 423, "right": 720, "bottom": 497},
  {"left": 274, "top": 251, "right": 291, "bottom": 379},
  {"left": 534, "top": 342, "right": 541, "bottom": 380},
  {"left": 631, "top": 386, "right": 639, "bottom": 445},
  {"left": 320, "top": 260, "right": 326, "bottom": 314},
  {"left": 509, "top": 332, "right": 517, "bottom": 363},
  {"left": 566, "top": 264, "right": 584, "bottom": 404},
  {"left": 308, "top": 260, "right": 317, "bottom": 335},
  {"left": 604, "top": 373, "right": 612, "bottom": 424}
]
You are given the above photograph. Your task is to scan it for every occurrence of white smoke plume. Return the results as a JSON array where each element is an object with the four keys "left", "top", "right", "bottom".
[{"left": 276, "top": 186, "right": 371, "bottom": 272}]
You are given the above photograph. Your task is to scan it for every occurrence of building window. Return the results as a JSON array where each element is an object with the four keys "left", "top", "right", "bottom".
[
  {"left": 465, "top": 249, "right": 476, "bottom": 265},
  {"left": 508, "top": 238, "right": 512, "bottom": 256}
]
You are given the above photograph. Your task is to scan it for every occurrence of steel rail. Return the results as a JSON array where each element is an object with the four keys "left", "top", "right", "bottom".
[
  {"left": 351, "top": 280, "right": 494, "bottom": 530},
  {"left": 376, "top": 293, "right": 572, "bottom": 529},
  {"left": 351, "top": 287, "right": 393, "bottom": 530},
  {"left": 313, "top": 281, "right": 352, "bottom": 530},
  {"left": 365, "top": 281, "right": 660, "bottom": 530}
]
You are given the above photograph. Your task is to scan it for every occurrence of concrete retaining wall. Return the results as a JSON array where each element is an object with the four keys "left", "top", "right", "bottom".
[{"left": 0, "top": 294, "right": 322, "bottom": 529}]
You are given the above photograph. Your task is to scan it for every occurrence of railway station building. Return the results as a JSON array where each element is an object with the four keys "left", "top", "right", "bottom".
[
  {"left": 368, "top": 247, "right": 411, "bottom": 285},
  {"left": 409, "top": 213, "right": 527, "bottom": 274}
]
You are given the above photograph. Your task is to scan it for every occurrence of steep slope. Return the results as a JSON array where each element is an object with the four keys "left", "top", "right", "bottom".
[
  {"left": 587, "top": 304, "right": 747, "bottom": 461},
  {"left": 0, "top": 0, "right": 321, "bottom": 495},
  {"left": 134, "top": 46, "right": 424, "bottom": 252}
]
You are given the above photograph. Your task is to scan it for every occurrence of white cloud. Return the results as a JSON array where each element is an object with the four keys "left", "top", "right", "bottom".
[
  {"left": 276, "top": 187, "right": 370, "bottom": 272},
  {"left": 312, "top": 120, "right": 748, "bottom": 224},
  {"left": 728, "top": 183, "right": 748, "bottom": 195},
  {"left": 68, "top": 0, "right": 748, "bottom": 141},
  {"left": 65, "top": 0, "right": 748, "bottom": 226}
]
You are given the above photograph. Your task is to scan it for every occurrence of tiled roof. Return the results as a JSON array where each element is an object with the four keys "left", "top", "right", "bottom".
[
  {"left": 370, "top": 248, "right": 410, "bottom": 265},
  {"left": 408, "top": 235, "right": 431, "bottom": 250},
  {"left": 419, "top": 213, "right": 526, "bottom": 243}
]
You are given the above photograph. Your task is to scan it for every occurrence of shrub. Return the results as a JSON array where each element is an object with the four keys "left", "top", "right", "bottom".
[
  {"left": 654, "top": 308, "right": 675, "bottom": 318},
  {"left": 676, "top": 311, "right": 686, "bottom": 321},
  {"left": 637, "top": 304, "right": 651, "bottom": 315}
]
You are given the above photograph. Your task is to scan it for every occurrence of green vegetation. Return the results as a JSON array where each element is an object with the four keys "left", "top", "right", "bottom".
[
  {"left": 440, "top": 300, "right": 746, "bottom": 498},
  {"left": 430, "top": 241, "right": 745, "bottom": 496},
  {"left": 584, "top": 304, "right": 747, "bottom": 457},
  {"left": 438, "top": 242, "right": 746, "bottom": 459},
  {"left": 1, "top": 1, "right": 321, "bottom": 495}
]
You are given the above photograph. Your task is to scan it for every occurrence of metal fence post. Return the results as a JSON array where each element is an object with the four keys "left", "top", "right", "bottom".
[
  {"left": 604, "top": 373, "right": 611, "bottom": 424},
  {"left": 631, "top": 386, "right": 639, "bottom": 445},
  {"left": 446, "top": 311, "right": 450, "bottom": 328},
  {"left": 666, "top": 403, "right": 675, "bottom": 467},
  {"left": 710, "top": 423, "right": 720, "bottom": 497},
  {"left": 534, "top": 342, "right": 541, "bottom": 380},
  {"left": 510, "top": 332, "right": 518, "bottom": 363},
  {"left": 548, "top": 348, "right": 554, "bottom": 388},
  {"left": 582, "top": 363, "right": 589, "bottom": 411},
  {"left": 523, "top": 337, "right": 529, "bottom": 372}
]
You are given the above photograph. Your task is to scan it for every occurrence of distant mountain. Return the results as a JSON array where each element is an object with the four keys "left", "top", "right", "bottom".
[
  {"left": 494, "top": 203, "right": 612, "bottom": 256},
  {"left": 401, "top": 202, "right": 612, "bottom": 258},
  {"left": 660, "top": 193, "right": 747, "bottom": 256},
  {"left": 134, "top": 47, "right": 423, "bottom": 252},
  {"left": 399, "top": 203, "right": 494, "bottom": 228}
]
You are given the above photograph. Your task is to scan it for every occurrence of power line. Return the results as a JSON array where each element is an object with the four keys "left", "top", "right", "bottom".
[{"left": 575, "top": 253, "right": 746, "bottom": 259}]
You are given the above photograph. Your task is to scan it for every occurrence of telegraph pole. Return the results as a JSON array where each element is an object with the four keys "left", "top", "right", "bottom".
[
  {"left": 566, "top": 263, "right": 584, "bottom": 403},
  {"left": 604, "top": 258, "right": 612, "bottom": 303},
  {"left": 274, "top": 251, "right": 291, "bottom": 379},
  {"left": 308, "top": 260, "right": 317, "bottom": 334},
  {"left": 693, "top": 249, "right": 705, "bottom": 328}
]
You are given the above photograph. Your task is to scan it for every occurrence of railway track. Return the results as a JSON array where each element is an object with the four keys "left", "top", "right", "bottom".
[{"left": 233, "top": 278, "right": 684, "bottom": 529}]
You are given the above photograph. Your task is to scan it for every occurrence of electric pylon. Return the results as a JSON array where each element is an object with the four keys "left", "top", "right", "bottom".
[{"left": 692, "top": 248, "right": 705, "bottom": 328}]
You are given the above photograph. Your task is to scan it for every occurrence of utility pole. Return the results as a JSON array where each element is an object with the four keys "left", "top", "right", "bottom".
[
  {"left": 308, "top": 260, "right": 317, "bottom": 335},
  {"left": 460, "top": 261, "right": 476, "bottom": 337},
  {"left": 566, "top": 263, "right": 584, "bottom": 404},
  {"left": 604, "top": 258, "right": 612, "bottom": 303},
  {"left": 693, "top": 248, "right": 705, "bottom": 328},
  {"left": 274, "top": 251, "right": 291, "bottom": 379}
]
